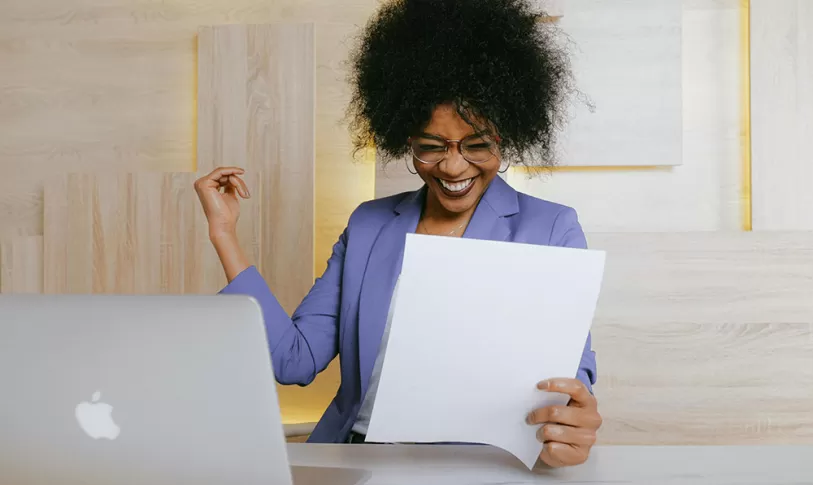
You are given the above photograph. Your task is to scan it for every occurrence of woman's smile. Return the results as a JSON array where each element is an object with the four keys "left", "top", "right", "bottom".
[{"left": 435, "top": 176, "right": 476, "bottom": 198}]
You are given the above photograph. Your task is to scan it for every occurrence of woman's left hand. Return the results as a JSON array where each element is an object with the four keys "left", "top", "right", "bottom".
[{"left": 526, "top": 378, "right": 602, "bottom": 468}]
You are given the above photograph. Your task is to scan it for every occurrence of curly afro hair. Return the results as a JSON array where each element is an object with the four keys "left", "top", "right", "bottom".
[{"left": 347, "top": 0, "right": 574, "bottom": 168}]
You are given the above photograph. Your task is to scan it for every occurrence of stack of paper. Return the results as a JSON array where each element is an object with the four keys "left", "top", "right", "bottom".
[{"left": 366, "top": 234, "right": 606, "bottom": 469}]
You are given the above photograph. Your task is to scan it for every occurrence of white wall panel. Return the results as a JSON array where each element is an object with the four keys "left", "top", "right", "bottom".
[
  {"left": 751, "top": 0, "right": 813, "bottom": 230},
  {"left": 511, "top": 0, "right": 741, "bottom": 232},
  {"left": 557, "top": 0, "right": 683, "bottom": 167}
]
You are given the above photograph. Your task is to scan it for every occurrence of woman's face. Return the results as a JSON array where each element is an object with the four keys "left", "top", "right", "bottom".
[{"left": 413, "top": 104, "right": 501, "bottom": 216}]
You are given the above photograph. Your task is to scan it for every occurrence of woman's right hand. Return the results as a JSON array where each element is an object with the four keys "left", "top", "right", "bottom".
[{"left": 194, "top": 166, "right": 251, "bottom": 240}]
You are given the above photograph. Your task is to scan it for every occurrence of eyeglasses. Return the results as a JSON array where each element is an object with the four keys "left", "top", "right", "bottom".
[{"left": 408, "top": 133, "right": 501, "bottom": 165}]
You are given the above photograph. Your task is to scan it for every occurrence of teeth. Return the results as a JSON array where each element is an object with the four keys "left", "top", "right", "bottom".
[{"left": 439, "top": 178, "right": 473, "bottom": 193}]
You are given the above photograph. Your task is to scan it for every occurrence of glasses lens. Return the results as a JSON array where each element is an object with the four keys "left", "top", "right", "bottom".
[
  {"left": 461, "top": 136, "right": 497, "bottom": 163},
  {"left": 411, "top": 138, "right": 446, "bottom": 163}
]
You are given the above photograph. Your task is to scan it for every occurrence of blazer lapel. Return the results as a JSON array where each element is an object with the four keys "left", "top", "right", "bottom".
[
  {"left": 356, "top": 189, "right": 423, "bottom": 397},
  {"left": 462, "top": 176, "right": 518, "bottom": 242}
]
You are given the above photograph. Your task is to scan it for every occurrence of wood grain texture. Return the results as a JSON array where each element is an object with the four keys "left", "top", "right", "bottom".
[
  {"left": 42, "top": 173, "right": 215, "bottom": 294},
  {"left": 592, "top": 322, "right": 813, "bottom": 444},
  {"left": 198, "top": 23, "right": 314, "bottom": 314},
  {"left": 587, "top": 232, "right": 813, "bottom": 444},
  {"left": 42, "top": 23, "right": 316, "bottom": 300},
  {"left": 751, "top": 0, "right": 813, "bottom": 230},
  {"left": 0, "top": 0, "right": 376, "bottom": 260},
  {"left": 0, "top": 236, "right": 43, "bottom": 293},
  {"left": 588, "top": 232, "right": 813, "bottom": 325}
]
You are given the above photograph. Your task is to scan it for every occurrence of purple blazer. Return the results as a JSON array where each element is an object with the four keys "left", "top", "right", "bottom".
[{"left": 220, "top": 176, "right": 597, "bottom": 443}]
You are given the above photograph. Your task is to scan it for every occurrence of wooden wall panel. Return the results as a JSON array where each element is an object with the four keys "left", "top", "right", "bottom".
[
  {"left": 593, "top": 322, "right": 813, "bottom": 444},
  {"left": 751, "top": 0, "right": 813, "bottom": 230},
  {"left": 198, "top": 23, "right": 315, "bottom": 313},
  {"left": 41, "top": 23, "right": 316, "bottom": 301},
  {"left": 42, "top": 173, "right": 216, "bottom": 294},
  {"left": 588, "top": 232, "right": 813, "bottom": 444},
  {"left": 0, "top": 0, "right": 376, "bottom": 267},
  {"left": 588, "top": 232, "right": 813, "bottom": 326},
  {"left": 0, "top": 236, "right": 43, "bottom": 293}
]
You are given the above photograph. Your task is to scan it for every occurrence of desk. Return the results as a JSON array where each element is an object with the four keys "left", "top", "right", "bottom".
[{"left": 288, "top": 443, "right": 813, "bottom": 484}]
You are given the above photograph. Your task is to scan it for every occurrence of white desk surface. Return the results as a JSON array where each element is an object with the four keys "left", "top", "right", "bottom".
[{"left": 288, "top": 443, "right": 813, "bottom": 484}]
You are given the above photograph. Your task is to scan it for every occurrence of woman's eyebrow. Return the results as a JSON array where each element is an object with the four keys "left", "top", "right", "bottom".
[
  {"left": 415, "top": 132, "right": 446, "bottom": 140},
  {"left": 416, "top": 132, "right": 482, "bottom": 140}
]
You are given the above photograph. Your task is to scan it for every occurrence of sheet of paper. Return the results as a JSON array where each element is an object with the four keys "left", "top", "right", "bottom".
[{"left": 365, "top": 233, "right": 606, "bottom": 469}]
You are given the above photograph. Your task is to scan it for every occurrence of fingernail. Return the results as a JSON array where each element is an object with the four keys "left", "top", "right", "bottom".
[
  {"left": 536, "top": 425, "right": 546, "bottom": 442},
  {"left": 526, "top": 413, "right": 533, "bottom": 425},
  {"left": 537, "top": 380, "right": 549, "bottom": 390}
]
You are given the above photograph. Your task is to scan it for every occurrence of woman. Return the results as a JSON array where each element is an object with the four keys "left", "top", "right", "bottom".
[{"left": 195, "top": 0, "right": 601, "bottom": 468}]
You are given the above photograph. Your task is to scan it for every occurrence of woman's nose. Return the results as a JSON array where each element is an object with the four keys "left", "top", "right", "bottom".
[{"left": 438, "top": 143, "right": 469, "bottom": 175}]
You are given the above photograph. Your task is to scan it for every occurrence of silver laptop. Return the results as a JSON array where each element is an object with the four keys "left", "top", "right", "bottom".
[{"left": 0, "top": 294, "right": 366, "bottom": 485}]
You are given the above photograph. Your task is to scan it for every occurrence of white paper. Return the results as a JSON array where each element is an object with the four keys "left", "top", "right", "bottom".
[{"left": 365, "top": 234, "right": 606, "bottom": 469}]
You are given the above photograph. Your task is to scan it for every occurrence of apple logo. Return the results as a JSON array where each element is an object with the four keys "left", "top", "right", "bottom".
[{"left": 75, "top": 391, "right": 121, "bottom": 440}]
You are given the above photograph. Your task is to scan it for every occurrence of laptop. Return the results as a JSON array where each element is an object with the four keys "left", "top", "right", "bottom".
[{"left": 0, "top": 294, "right": 368, "bottom": 485}]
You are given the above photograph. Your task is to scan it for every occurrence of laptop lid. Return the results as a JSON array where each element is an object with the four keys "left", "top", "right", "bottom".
[{"left": 0, "top": 294, "right": 293, "bottom": 485}]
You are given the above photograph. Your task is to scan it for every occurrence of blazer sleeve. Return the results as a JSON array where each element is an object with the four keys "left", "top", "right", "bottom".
[
  {"left": 550, "top": 207, "right": 597, "bottom": 393},
  {"left": 219, "top": 229, "right": 347, "bottom": 386}
]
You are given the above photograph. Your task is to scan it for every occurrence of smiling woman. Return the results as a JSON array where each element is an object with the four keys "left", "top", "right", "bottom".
[{"left": 195, "top": 0, "right": 600, "bottom": 469}]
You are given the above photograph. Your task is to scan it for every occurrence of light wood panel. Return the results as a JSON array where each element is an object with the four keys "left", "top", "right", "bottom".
[
  {"left": 198, "top": 23, "right": 314, "bottom": 314},
  {"left": 588, "top": 231, "right": 813, "bottom": 444},
  {"left": 588, "top": 232, "right": 813, "bottom": 325},
  {"left": 0, "top": 0, "right": 377, "bottom": 265},
  {"left": 593, "top": 322, "right": 813, "bottom": 444},
  {"left": 42, "top": 23, "right": 315, "bottom": 300},
  {"left": 42, "top": 173, "right": 215, "bottom": 293},
  {"left": 751, "top": 0, "right": 813, "bottom": 230},
  {"left": 0, "top": 178, "right": 42, "bottom": 239},
  {"left": 0, "top": 236, "right": 43, "bottom": 293}
]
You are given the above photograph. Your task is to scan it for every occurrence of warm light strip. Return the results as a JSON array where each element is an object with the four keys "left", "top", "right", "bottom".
[
  {"left": 192, "top": 36, "right": 199, "bottom": 173},
  {"left": 740, "top": 0, "right": 753, "bottom": 231}
]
